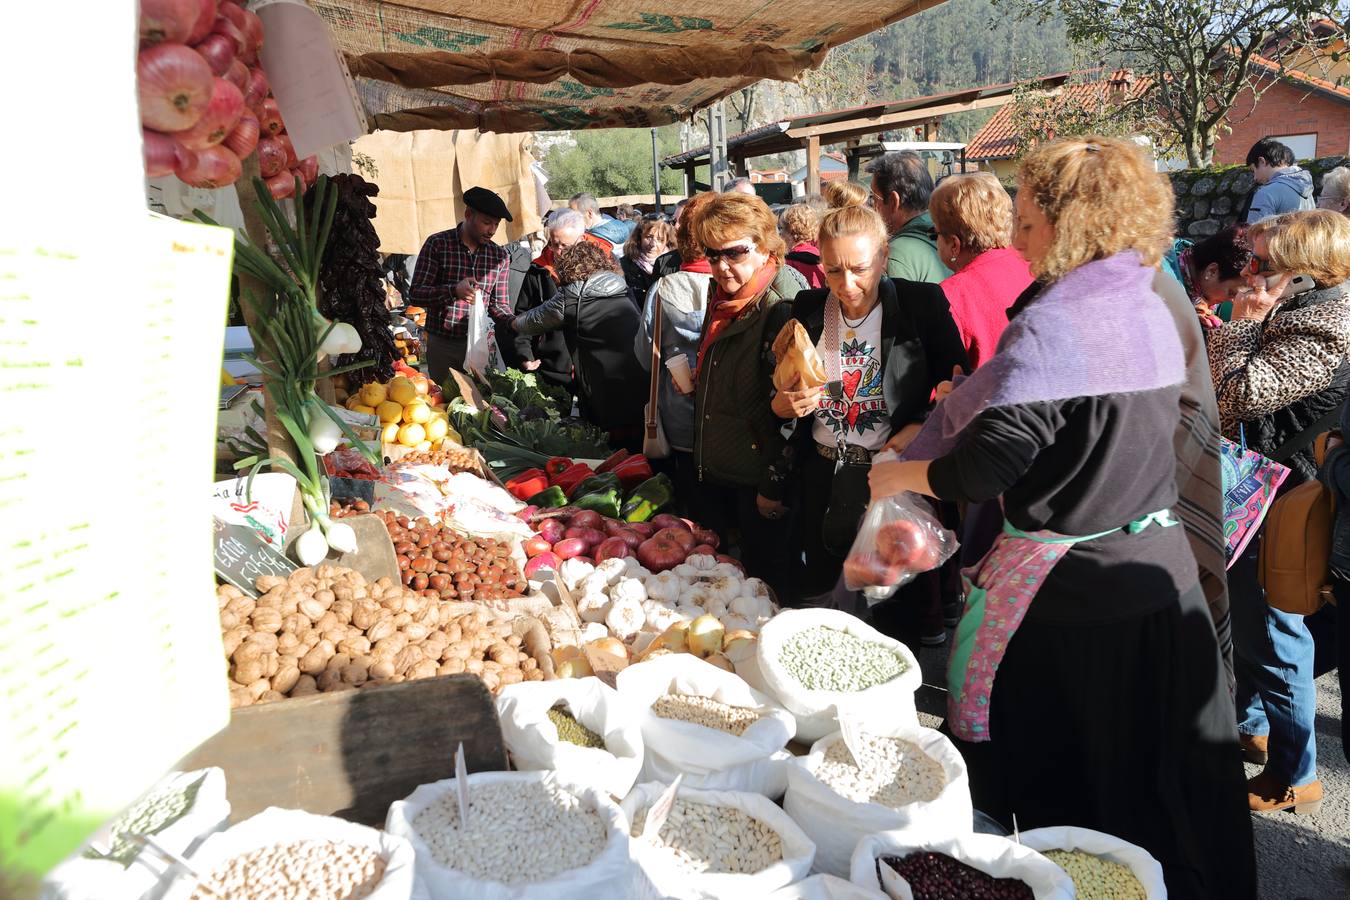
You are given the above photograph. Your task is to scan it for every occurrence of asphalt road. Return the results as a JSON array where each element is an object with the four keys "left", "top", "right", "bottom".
[{"left": 911, "top": 646, "right": 1350, "bottom": 899}]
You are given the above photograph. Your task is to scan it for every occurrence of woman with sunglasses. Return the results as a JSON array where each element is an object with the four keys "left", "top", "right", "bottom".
[
  {"left": 766, "top": 205, "right": 967, "bottom": 622},
  {"left": 1207, "top": 209, "right": 1350, "bottom": 817},
  {"left": 684, "top": 193, "right": 807, "bottom": 594}
]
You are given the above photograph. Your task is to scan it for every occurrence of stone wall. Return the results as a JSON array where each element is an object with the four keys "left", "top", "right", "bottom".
[{"left": 1169, "top": 154, "right": 1349, "bottom": 238}]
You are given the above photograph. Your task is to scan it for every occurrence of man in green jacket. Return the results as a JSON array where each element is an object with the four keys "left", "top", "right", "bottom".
[{"left": 867, "top": 151, "right": 951, "bottom": 284}]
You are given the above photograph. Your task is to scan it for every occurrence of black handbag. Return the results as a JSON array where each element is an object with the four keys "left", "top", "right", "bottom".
[{"left": 821, "top": 438, "right": 874, "bottom": 556}]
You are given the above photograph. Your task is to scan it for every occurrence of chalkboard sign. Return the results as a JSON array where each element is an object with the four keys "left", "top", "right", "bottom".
[{"left": 213, "top": 516, "right": 296, "bottom": 597}]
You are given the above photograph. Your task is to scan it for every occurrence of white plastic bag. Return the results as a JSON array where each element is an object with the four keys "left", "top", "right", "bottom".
[
  {"left": 621, "top": 781, "right": 816, "bottom": 899},
  {"left": 465, "top": 287, "right": 502, "bottom": 375},
  {"left": 756, "top": 609, "right": 922, "bottom": 743},
  {"left": 843, "top": 490, "right": 957, "bottom": 603},
  {"left": 768, "top": 875, "right": 886, "bottom": 899},
  {"left": 783, "top": 725, "right": 972, "bottom": 878},
  {"left": 849, "top": 831, "right": 1074, "bottom": 900},
  {"left": 161, "top": 807, "right": 416, "bottom": 900},
  {"left": 615, "top": 654, "right": 796, "bottom": 794},
  {"left": 1019, "top": 826, "right": 1167, "bottom": 899},
  {"left": 41, "top": 768, "right": 230, "bottom": 900},
  {"left": 385, "top": 771, "right": 636, "bottom": 900},
  {"left": 496, "top": 678, "right": 644, "bottom": 799}
]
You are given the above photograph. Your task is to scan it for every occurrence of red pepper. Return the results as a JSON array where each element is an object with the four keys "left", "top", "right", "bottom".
[
  {"left": 552, "top": 462, "right": 594, "bottom": 497},
  {"left": 545, "top": 457, "right": 573, "bottom": 483},
  {"left": 504, "top": 467, "right": 550, "bottom": 501},
  {"left": 595, "top": 449, "right": 630, "bottom": 474},
  {"left": 611, "top": 454, "right": 654, "bottom": 490}
]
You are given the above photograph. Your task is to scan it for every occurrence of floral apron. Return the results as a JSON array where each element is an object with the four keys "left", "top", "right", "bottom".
[{"left": 946, "top": 509, "right": 1179, "bottom": 742}]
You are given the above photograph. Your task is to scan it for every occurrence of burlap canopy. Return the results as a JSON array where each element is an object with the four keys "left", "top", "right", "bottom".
[{"left": 315, "top": 0, "right": 944, "bottom": 133}]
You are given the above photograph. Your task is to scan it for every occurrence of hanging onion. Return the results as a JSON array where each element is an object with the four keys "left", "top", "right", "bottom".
[
  {"left": 139, "top": 0, "right": 199, "bottom": 46},
  {"left": 185, "top": 0, "right": 219, "bottom": 44},
  {"left": 298, "top": 155, "right": 319, "bottom": 185},
  {"left": 222, "top": 110, "right": 259, "bottom": 159},
  {"left": 142, "top": 128, "right": 183, "bottom": 178},
  {"left": 244, "top": 66, "right": 270, "bottom": 110},
  {"left": 137, "top": 42, "right": 214, "bottom": 132},
  {"left": 224, "top": 57, "right": 249, "bottom": 92},
  {"left": 265, "top": 170, "right": 295, "bottom": 199},
  {"left": 176, "top": 144, "right": 241, "bottom": 189},
  {"left": 210, "top": 14, "right": 246, "bottom": 54},
  {"left": 191, "top": 33, "right": 235, "bottom": 76},
  {"left": 257, "top": 137, "right": 287, "bottom": 177},
  {"left": 259, "top": 96, "right": 284, "bottom": 136},
  {"left": 172, "top": 77, "right": 244, "bottom": 150},
  {"left": 277, "top": 132, "right": 297, "bottom": 168}
]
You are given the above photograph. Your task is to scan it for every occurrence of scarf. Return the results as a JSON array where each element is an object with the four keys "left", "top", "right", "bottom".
[
  {"left": 680, "top": 258, "right": 712, "bottom": 275},
  {"left": 695, "top": 262, "right": 778, "bottom": 378},
  {"left": 532, "top": 245, "right": 558, "bottom": 280},
  {"left": 903, "top": 252, "right": 1185, "bottom": 462},
  {"left": 635, "top": 253, "right": 657, "bottom": 274}
]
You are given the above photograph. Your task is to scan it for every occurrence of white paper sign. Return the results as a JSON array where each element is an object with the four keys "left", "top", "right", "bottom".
[
  {"left": 642, "top": 775, "right": 684, "bottom": 841},
  {"left": 454, "top": 743, "right": 471, "bottom": 830}
]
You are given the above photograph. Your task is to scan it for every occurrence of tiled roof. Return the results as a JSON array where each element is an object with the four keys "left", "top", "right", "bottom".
[
  {"left": 965, "top": 70, "right": 1149, "bottom": 161},
  {"left": 1249, "top": 53, "right": 1350, "bottom": 104}
]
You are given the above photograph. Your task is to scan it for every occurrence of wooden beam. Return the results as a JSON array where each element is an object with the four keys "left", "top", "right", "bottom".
[
  {"left": 785, "top": 93, "right": 1023, "bottom": 141},
  {"left": 805, "top": 135, "right": 821, "bottom": 195}
]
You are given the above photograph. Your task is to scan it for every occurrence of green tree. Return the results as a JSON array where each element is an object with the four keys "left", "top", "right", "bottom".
[
  {"left": 543, "top": 129, "right": 683, "bottom": 199},
  {"left": 999, "top": 0, "right": 1350, "bottom": 166},
  {"left": 1007, "top": 72, "right": 1173, "bottom": 158}
]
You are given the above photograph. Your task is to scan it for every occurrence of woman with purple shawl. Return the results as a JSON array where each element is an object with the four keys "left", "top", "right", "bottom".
[{"left": 871, "top": 137, "right": 1255, "bottom": 898}]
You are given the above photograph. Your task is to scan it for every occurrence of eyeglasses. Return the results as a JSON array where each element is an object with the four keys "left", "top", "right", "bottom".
[
  {"left": 1246, "top": 254, "right": 1274, "bottom": 276},
  {"left": 702, "top": 244, "right": 756, "bottom": 264}
]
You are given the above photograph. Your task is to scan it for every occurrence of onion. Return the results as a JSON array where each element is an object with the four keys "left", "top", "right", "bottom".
[
  {"left": 224, "top": 58, "right": 248, "bottom": 91},
  {"left": 210, "top": 14, "right": 246, "bottom": 54},
  {"left": 191, "top": 33, "right": 235, "bottom": 76},
  {"left": 295, "top": 528, "right": 329, "bottom": 566},
  {"left": 222, "top": 110, "right": 259, "bottom": 159},
  {"left": 325, "top": 521, "right": 358, "bottom": 554},
  {"left": 137, "top": 42, "right": 214, "bottom": 132},
  {"left": 278, "top": 132, "right": 297, "bottom": 168},
  {"left": 298, "top": 155, "right": 319, "bottom": 184},
  {"left": 172, "top": 77, "right": 243, "bottom": 149},
  {"left": 259, "top": 96, "right": 283, "bottom": 136},
  {"left": 265, "top": 171, "right": 295, "bottom": 200},
  {"left": 226, "top": 4, "right": 264, "bottom": 53},
  {"left": 140, "top": 0, "right": 199, "bottom": 45},
  {"left": 142, "top": 128, "right": 181, "bottom": 178},
  {"left": 186, "top": 0, "right": 218, "bottom": 43},
  {"left": 686, "top": 614, "right": 726, "bottom": 658},
  {"left": 244, "top": 66, "right": 269, "bottom": 109},
  {"left": 176, "top": 144, "right": 241, "bottom": 188},
  {"left": 257, "top": 137, "right": 286, "bottom": 176}
]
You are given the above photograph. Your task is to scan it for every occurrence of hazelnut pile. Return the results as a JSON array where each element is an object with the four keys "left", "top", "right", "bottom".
[{"left": 377, "top": 510, "right": 527, "bottom": 603}]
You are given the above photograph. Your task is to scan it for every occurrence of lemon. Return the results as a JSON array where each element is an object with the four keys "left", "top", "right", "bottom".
[
  {"left": 359, "top": 381, "right": 388, "bottom": 407},
  {"left": 381, "top": 423, "right": 400, "bottom": 444},
  {"left": 344, "top": 395, "right": 362, "bottom": 411},
  {"left": 388, "top": 377, "right": 417, "bottom": 405},
  {"left": 397, "top": 422, "right": 425, "bottom": 447},
  {"left": 415, "top": 440, "right": 432, "bottom": 452},
  {"left": 425, "top": 417, "right": 448, "bottom": 441},
  {"left": 402, "top": 401, "right": 432, "bottom": 425},
  {"left": 413, "top": 376, "right": 431, "bottom": 396},
  {"left": 376, "top": 400, "right": 404, "bottom": 424},
  {"left": 351, "top": 404, "right": 376, "bottom": 415}
]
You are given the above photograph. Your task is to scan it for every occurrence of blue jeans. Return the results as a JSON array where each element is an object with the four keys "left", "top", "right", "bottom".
[{"left": 1228, "top": 537, "right": 1318, "bottom": 785}]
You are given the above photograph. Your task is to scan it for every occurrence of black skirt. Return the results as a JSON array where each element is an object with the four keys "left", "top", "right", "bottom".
[{"left": 952, "top": 548, "right": 1256, "bottom": 900}]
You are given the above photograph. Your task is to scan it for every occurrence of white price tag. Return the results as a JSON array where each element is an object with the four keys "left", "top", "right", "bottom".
[
  {"left": 838, "top": 713, "right": 869, "bottom": 768},
  {"left": 454, "top": 742, "right": 471, "bottom": 829},
  {"left": 642, "top": 775, "right": 683, "bottom": 841}
]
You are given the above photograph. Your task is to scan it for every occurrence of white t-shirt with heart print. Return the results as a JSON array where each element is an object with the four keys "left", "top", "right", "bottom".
[{"left": 812, "top": 300, "right": 889, "bottom": 451}]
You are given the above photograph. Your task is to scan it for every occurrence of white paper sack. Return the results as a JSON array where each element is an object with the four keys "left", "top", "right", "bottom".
[
  {"left": 621, "top": 781, "right": 816, "bottom": 900},
  {"left": 1019, "top": 826, "right": 1167, "bottom": 899},
  {"left": 496, "top": 679, "right": 645, "bottom": 799},
  {"left": 385, "top": 772, "right": 637, "bottom": 900},
  {"left": 783, "top": 725, "right": 972, "bottom": 878},
  {"left": 161, "top": 807, "right": 416, "bottom": 900},
  {"left": 756, "top": 609, "right": 922, "bottom": 743},
  {"left": 849, "top": 831, "right": 1074, "bottom": 900},
  {"left": 616, "top": 655, "right": 795, "bottom": 793},
  {"left": 41, "top": 768, "right": 230, "bottom": 900}
]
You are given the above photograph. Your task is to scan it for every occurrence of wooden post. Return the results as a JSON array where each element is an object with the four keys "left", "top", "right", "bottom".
[
  {"left": 805, "top": 135, "right": 821, "bottom": 196},
  {"left": 846, "top": 147, "right": 861, "bottom": 181}
]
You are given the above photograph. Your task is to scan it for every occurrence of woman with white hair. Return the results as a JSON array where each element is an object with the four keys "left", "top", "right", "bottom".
[{"left": 1318, "top": 166, "right": 1350, "bottom": 214}]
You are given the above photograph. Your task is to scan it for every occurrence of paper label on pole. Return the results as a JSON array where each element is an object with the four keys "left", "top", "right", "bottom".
[
  {"left": 642, "top": 775, "right": 683, "bottom": 841},
  {"left": 454, "top": 743, "right": 471, "bottom": 829}
]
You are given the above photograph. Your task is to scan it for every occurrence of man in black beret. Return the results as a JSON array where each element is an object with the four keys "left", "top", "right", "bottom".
[{"left": 406, "top": 186, "right": 516, "bottom": 380}]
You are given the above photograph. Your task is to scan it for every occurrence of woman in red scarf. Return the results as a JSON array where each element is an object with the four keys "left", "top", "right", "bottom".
[{"left": 685, "top": 193, "right": 808, "bottom": 594}]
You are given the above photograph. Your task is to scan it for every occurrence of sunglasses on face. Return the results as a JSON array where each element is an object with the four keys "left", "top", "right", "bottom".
[
  {"left": 702, "top": 244, "right": 756, "bottom": 264},
  {"left": 1246, "top": 255, "right": 1273, "bottom": 276}
]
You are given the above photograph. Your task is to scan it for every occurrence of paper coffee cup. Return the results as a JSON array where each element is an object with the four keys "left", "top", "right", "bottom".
[{"left": 664, "top": 354, "right": 694, "bottom": 392}]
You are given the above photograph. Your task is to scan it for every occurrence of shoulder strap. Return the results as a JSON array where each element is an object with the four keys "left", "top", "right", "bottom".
[
  {"left": 646, "top": 295, "right": 663, "bottom": 438},
  {"left": 1269, "top": 404, "right": 1343, "bottom": 464}
]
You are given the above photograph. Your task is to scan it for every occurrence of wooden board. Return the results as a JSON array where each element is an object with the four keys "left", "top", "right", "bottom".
[
  {"left": 179, "top": 674, "right": 506, "bottom": 827},
  {"left": 284, "top": 514, "right": 400, "bottom": 586}
]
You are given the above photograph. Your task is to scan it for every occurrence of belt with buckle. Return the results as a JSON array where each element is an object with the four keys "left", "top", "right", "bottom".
[{"left": 816, "top": 442, "right": 874, "bottom": 465}]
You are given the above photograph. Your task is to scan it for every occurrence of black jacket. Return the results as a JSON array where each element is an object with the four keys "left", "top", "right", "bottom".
[
  {"left": 516, "top": 272, "right": 647, "bottom": 431},
  {"left": 497, "top": 242, "right": 535, "bottom": 369},
  {"left": 514, "top": 264, "right": 572, "bottom": 388},
  {"left": 621, "top": 256, "right": 661, "bottom": 309},
  {"left": 768, "top": 277, "right": 968, "bottom": 468}
]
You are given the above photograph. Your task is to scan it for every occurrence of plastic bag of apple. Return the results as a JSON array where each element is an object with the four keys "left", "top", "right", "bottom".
[
  {"left": 137, "top": 0, "right": 318, "bottom": 196},
  {"left": 842, "top": 491, "right": 958, "bottom": 603}
]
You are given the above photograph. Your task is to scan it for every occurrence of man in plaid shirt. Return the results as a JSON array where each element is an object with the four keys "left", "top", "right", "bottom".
[{"left": 407, "top": 186, "right": 518, "bottom": 379}]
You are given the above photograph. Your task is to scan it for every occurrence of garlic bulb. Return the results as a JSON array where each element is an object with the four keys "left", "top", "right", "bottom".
[
  {"left": 605, "top": 597, "right": 645, "bottom": 640},
  {"left": 711, "top": 562, "right": 743, "bottom": 579},
  {"left": 594, "top": 557, "right": 628, "bottom": 585},
  {"left": 579, "top": 572, "right": 611, "bottom": 598},
  {"left": 324, "top": 521, "right": 358, "bottom": 554},
  {"left": 741, "top": 577, "right": 771, "bottom": 599},
  {"left": 645, "top": 571, "right": 683, "bottom": 604},
  {"left": 644, "top": 604, "right": 684, "bottom": 633},
  {"left": 722, "top": 613, "right": 756, "bottom": 633},
  {"left": 703, "top": 599, "right": 729, "bottom": 621},
  {"left": 674, "top": 603, "right": 703, "bottom": 623},
  {"left": 729, "top": 593, "right": 773, "bottom": 621},
  {"left": 581, "top": 622, "right": 610, "bottom": 643},
  {"left": 707, "top": 575, "right": 742, "bottom": 605},
  {"left": 294, "top": 528, "right": 330, "bottom": 565},
  {"left": 608, "top": 577, "right": 647, "bottom": 605},
  {"left": 679, "top": 583, "right": 718, "bottom": 609},
  {"left": 684, "top": 553, "right": 718, "bottom": 572},
  {"left": 559, "top": 558, "right": 596, "bottom": 590},
  {"left": 577, "top": 590, "right": 611, "bottom": 624},
  {"left": 623, "top": 558, "right": 650, "bottom": 578}
]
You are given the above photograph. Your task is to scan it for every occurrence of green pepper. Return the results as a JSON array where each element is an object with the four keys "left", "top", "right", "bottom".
[
  {"left": 573, "top": 487, "right": 622, "bottom": 518},
  {"left": 527, "top": 485, "right": 568, "bottom": 508},
  {"left": 621, "top": 473, "right": 675, "bottom": 522},
  {"left": 568, "top": 471, "right": 621, "bottom": 501}
]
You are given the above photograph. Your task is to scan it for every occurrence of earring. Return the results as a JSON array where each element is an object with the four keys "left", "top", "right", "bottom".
[{"left": 949, "top": 257, "right": 957, "bottom": 263}]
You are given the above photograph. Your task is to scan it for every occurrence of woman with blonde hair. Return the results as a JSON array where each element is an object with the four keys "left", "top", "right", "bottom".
[
  {"left": 929, "top": 172, "right": 1033, "bottom": 369},
  {"left": 1208, "top": 209, "right": 1350, "bottom": 817},
  {"left": 768, "top": 204, "right": 966, "bottom": 608},
  {"left": 685, "top": 193, "right": 807, "bottom": 592},
  {"left": 870, "top": 137, "right": 1255, "bottom": 898},
  {"left": 821, "top": 179, "right": 868, "bottom": 209},
  {"left": 779, "top": 202, "right": 826, "bottom": 288}
]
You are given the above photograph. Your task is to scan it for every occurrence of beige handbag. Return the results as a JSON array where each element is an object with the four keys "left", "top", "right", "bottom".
[{"left": 643, "top": 299, "right": 672, "bottom": 459}]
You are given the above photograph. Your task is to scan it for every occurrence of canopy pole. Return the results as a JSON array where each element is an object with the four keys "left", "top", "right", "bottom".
[
  {"left": 708, "top": 102, "right": 729, "bottom": 191},
  {"left": 651, "top": 127, "right": 662, "bottom": 212},
  {"left": 805, "top": 135, "right": 821, "bottom": 195}
]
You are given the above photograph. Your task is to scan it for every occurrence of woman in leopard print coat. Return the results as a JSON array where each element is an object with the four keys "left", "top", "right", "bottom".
[{"left": 1205, "top": 209, "right": 1350, "bottom": 816}]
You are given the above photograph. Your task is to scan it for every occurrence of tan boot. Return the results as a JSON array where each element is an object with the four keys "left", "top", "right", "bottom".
[
  {"left": 1247, "top": 769, "right": 1323, "bottom": 815},
  {"left": 1239, "top": 733, "right": 1268, "bottom": 765}
]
